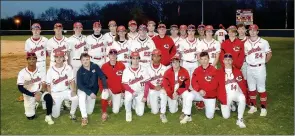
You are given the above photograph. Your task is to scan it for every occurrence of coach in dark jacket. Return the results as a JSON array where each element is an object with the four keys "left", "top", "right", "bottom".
[{"left": 77, "top": 53, "right": 109, "bottom": 126}]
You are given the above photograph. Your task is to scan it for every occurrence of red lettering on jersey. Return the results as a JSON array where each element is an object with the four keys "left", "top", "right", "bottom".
[
  {"left": 202, "top": 47, "right": 216, "bottom": 53},
  {"left": 150, "top": 74, "right": 162, "bottom": 81},
  {"left": 31, "top": 45, "right": 44, "bottom": 53},
  {"left": 91, "top": 43, "right": 104, "bottom": 49},
  {"left": 53, "top": 45, "right": 66, "bottom": 53},
  {"left": 75, "top": 42, "right": 86, "bottom": 49},
  {"left": 107, "top": 42, "right": 113, "bottom": 46},
  {"left": 135, "top": 46, "right": 150, "bottom": 53},
  {"left": 225, "top": 78, "right": 237, "bottom": 85},
  {"left": 183, "top": 47, "right": 197, "bottom": 54},
  {"left": 129, "top": 75, "right": 144, "bottom": 85},
  {"left": 26, "top": 77, "right": 41, "bottom": 85},
  {"left": 117, "top": 48, "right": 128, "bottom": 54},
  {"left": 53, "top": 75, "right": 68, "bottom": 85},
  {"left": 248, "top": 46, "right": 262, "bottom": 55}
]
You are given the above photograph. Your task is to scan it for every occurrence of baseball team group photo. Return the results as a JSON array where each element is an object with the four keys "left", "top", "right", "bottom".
[{"left": 1, "top": 0, "right": 294, "bottom": 135}]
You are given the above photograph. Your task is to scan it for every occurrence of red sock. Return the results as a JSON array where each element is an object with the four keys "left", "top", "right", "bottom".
[
  {"left": 259, "top": 92, "right": 267, "bottom": 108},
  {"left": 101, "top": 99, "right": 108, "bottom": 113},
  {"left": 249, "top": 90, "right": 257, "bottom": 106}
]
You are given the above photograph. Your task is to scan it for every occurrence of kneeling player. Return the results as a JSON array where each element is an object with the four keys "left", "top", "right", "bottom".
[
  {"left": 17, "top": 52, "right": 54, "bottom": 125},
  {"left": 122, "top": 52, "right": 150, "bottom": 122},
  {"left": 217, "top": 53, "right": 247, "bottom": 128},
  {"left": 181, "top": 52, "right": 218, "bottom": 124},
  {"left": 46, "top": 51, "right": 79, "bottom": 121}
]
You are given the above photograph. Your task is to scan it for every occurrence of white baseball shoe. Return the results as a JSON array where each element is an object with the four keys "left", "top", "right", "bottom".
[
  {"left": 45, "top": 115, "right": 54, "bottom": 125},
  {"left": 160, "top": 114, "right": 168, "bottom": 123},
  {"left": 260, "top": 108, "right": 267, "bottom": 116},
  {"left": 126, "top": 112, "right": 132, "bottom": 122},
  {"left": 236, "top": 118, "right": 246, "bottom": 128},
  {"left": 180, "top": 115, "right": 192, "bottom": 124},
  {"left": 248, "top": 106, "right": 257, "bottom": 114}
]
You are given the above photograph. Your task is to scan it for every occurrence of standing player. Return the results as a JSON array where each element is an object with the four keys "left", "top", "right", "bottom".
[
  {"left": 46, "top": 51, "right": 79, "bottom": 120},
  {"left": 214, "top": 24, "right": 228, "bottom": 43},
  {"left": 103, "top": 20, "right": 117, "bottom": 47},
  {"left": 170, "top": 24, "right": 183, "bottom": 52},
  {"left": 122, "top": 52, "right": 150, "bottom": 122},
  {"left": 162, "top": 54, "right": 191, "bottom": 120},
  {"left": 197, "top": 25, "right": 221, "bottom": 68},
  {"left": 101, "top": 49, "right": 126, "bottom": 121},
  {"left": 179, "top": 25, "right": 188, "bottom": 39},
  {"left": 181, "top": 52, "right": 218, "bottom": 124},
  {"left": 147, "top": 20, "right": 158, "bottom": 38},
  {"left": 237, "top": 23, "right": 248, "bottom": 43},
  {"left": 216, "top": 53, "right": 247, "bottom": 128},
  {"left": 86, "top": 21, "right": 106, "bottom": 67},
  {"left": 152, "top": 23, "right": 177, "bottom": 66},
  {"left": 129, "top": 24, "right": 156, "bottom": 67},
  {"left": 127, "top": 20, "right": 139, "bottom": 41},
  {"left": 146, "top": 49, "right": 168, "bottom": 123},
  {"left": 67, "top": 22, "right": 87, "bottom": 78},
  {"left": 77, "top": 53, "right": 108, "bottom": 126},
  {"left": 106, "top": 26, "right": 131, "bottom": 67},
  {"left": 17, "top": 52, "right": 54, "bottom": 125},
  {"left": 244, "top": 24, "right": 272, "bottom": 116},
  {"left": 197, "top": 24, "right": 206, "bottom": 42}
]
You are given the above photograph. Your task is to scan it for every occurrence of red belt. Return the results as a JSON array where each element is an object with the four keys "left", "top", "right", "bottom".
[
  {"left": 185, "top": 60, "right": 197, "bottom": 63},
  {"left": 249, "top": 64, "right": 262, "bottom": 67},
  {"left": 91, "top": 56, "right": 104, "bottom": 60},
  {"left": 140, "top": 60, "right": 149, "bottom": 63}
]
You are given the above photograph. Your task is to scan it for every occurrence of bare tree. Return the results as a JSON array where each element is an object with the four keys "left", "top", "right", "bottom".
[
  {"left": 80, "top": 2, "right": 101, "bottom": 19},
  {"left": 39, "top": 7, "right": 58, "bottom": 21}
]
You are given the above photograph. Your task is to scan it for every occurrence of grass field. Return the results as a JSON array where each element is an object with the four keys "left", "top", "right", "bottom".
[{"left": 1, "top": 37, "right": 294, "bottom": 135}]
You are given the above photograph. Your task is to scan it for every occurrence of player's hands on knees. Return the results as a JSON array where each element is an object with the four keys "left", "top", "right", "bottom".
[
  {"left": 90, "top": 93, "right": 97, "bottom": 99},
  {"left": 71, "top": 91, "right": 77, "bottom": 97},
  {"left": 132, "top": 92, "right": 138, "bottom": 97},
  {"left": 155, "top": 85, "right": 162, "bottom": 91},
  {"left": 142, "top": 97, "right": 147, "bottom": 103},
  {"left": 199, "top": 90, "right": 206, "bottom": 97},
  {"left": 34, "top": 92, "right": 42, "bottom": 101},
  {"left": 173, "top": 92, "right": 178, "bottom": 100}
]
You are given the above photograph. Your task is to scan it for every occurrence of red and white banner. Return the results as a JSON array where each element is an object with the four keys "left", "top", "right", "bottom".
[{"left": 236, "top": 9, "right": 253, "bottom": 25}]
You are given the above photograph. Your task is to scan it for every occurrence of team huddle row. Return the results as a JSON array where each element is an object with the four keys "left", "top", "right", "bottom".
[{"left": 17, "top": 20, "right": 272, "bottom": 128}]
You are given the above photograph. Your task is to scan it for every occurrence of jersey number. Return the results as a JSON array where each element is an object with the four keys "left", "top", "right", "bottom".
[
  {"left": 140, "top": 82, "right": 145, "bottom": 87},
  {"left": 144, "top": 52, "right": 151, "bottom": 57},
  {"left": 211, "top": 53, "right": 216, "bottom": 58},
  {"left": 231, "top": 84, "right": 237, "bottom": 91},
  {"left": 255, "top": 53, "right": 263, "bottom": 59},
  {"left": 219, "top": 32, "right": 224, "bottom": 36},
  {"left": 41, "top": 51, "right": 44, "bottom": 56}
]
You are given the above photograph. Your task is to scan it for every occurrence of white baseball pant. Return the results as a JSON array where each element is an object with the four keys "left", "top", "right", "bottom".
[
  {"left": 70, "top": 59, "right": 82, "bottom": 79},
  {"left": 51, "top": 89, "right": 79, "bottom": 118},
  {"left": 101, "top": 90, "right": 123, "bottom": 114},
  {"left": 125, "top": 91, "right": 145, "bottom": 116},
  {"left": 221, "top": 90, "right": 246, "bottom": 119},
  {"left": 78, "top": 89, "right": 96, "bottom": 118},
  {"left": 149, "top": 89, "right": 168, "bottom": 114},
  {"left": 23, "top": 92, "right": 47, "bottom": 117},
  {"left": 247, "top": 64, "right": 266, "bottom": 92},
  {"left": 36, "top": 61, "right": 46, "bottom": 76},
  {"left": 90, "top": 57, "right": 105, "bottom": 68},
  {"left": 182, "top": 61, "right": 199, "bottom": 90},
  {"left": 184, "top": 91, "right": 216, "bottom": 119},
  {"left": 241, "top": 61, "right": 247, "bottom": 80}
]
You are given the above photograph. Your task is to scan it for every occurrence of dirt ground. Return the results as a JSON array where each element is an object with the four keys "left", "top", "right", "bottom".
[{"left": 1, "top": 40, "right": 50, "bottom": 79}]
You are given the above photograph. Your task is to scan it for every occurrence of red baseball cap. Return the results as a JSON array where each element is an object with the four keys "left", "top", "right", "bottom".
[
  {"left": 73, "top": 22, "right": 83, "bottom": 28},
  {"left": 147, "top": 20, "right": 156, "bottom": 25},
  {"left": 109, "top": 49, "right": 118, "bottom": 55},
  {"left": 152, "top": 49, "right": 162, "bottom": 56},
  {"left": 26, "top": 52, "right": 37, "bottom": 59},
  {"left": 93, "top": 22, "right": 101, "bottom": 28},
  {"left": 224, "top": 53, "right": 233, "bottom": 58},
  {"left": 54, "top": 23, "right": 63, "bottom": 28},
  {"left": 138, "top": 24, "right": 147, "bottom": 31},
  {"left": 171, "top": 53, "right": 181, "bottom": 60},
  {"left": 117, "top": 25, "right": 126, "bottom": 31},
  {"left": 54, "top": 51, "right": 65, "bottom": 57},
  {"left": 31, "top": 23, "right": 41, "bottom": 29},
  {"left": 128, "top": 20, "right": 137, "bottom": 26},
  {"left": 130, "top": 51, "right": 140, "bottom": 58},
  {"left": 187, "top": 24, "right": 196, "bottom": 30},
  {"left": 158, "top": 23, "right": 166, "bottom": 29},
  {"left": 108, "top": 20, "right": 117, "bottom": 26},
  {"left": 248, "top": 24, "right": 259, "bottom": 30},
  {"left": 227, "top": 25, "right": 237, "bottom": 31},
  {"left": 205, "top": 25, "right": 213, "bottom": 31},
  {"left": 198, "top": 24, "right": 205, "bottom": 29},
  {"left": 180, "top": 25, "right": 187, "bottom": 30}
]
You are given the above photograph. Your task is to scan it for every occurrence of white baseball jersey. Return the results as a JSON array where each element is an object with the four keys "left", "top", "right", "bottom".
[
  {"left": 171, "top": 36, "right": 184, "bottom": 52},
  {"left": 46, "top": 36, "right": 69, "bottom": 62},
  {"left": 244, "top": 37, "right": 271, "bottom": 65},
  {"left": 46, "top": 64, "right": 74, "bottom": 92},
  {"left": 106, "top": 40, "right": 131, "bottom": 63},
  {"left": 122, "top": 65, "right": 150, "bottom": 92},
  {"left": 148, "top": 32, "right": 158, "bottom": 39},
  {"left": 178, "top": 38, "right": 198, "bottom": 62},
  {"left": 214, "top": 29, "right": 228, "bottom": 43},
  {"left": 102, "top": 32, "right": 116, "bottom": 46},
  {"left": 25, "top": 36, "right": 48, "bottom": 62},
  {"left": 67, "top": 35, "right": 87, "bottom": 60},
  {"left": 17, "top": 67, "right": 45, "bottom": 93},
  {"left": 225, "top": 69, "right": 242, "bottom": 94},
  {"left": 197, "top": 39, "right": 221, "bottom": 64},
  {"left": 128, "top": 33, "right": 139, "bottom": 41},
  {"left": 86, "top": 34, "right": 106, "bottom": 58},
  {"left": 129, "top": 38, "right": 156, "bottom": 64},
  {"left": 146, "top": 64, "right": 167, "bottom": 87}
]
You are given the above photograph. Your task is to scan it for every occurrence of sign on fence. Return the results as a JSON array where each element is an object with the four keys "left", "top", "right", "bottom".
[{"left": 236, "top": 9, "right": 253, "bottom": 25}]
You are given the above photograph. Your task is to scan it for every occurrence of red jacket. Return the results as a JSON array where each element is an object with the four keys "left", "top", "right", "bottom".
[
  {"left": 220, "top": 38, "right": 245, "bottom": 69},
  {"left": 162, "top": 67, "right": 190, "bottom": 99},
  {"left": 152, "top": 35, "right": 176, "bottom": 66},
  {"left": 100, "top": 61, "right": 126, "bottom": 94},
  {"left": 216, "top": 67, "right": 247, "bottom": 105},
  {"left": 191, "top": 65, "right": 218, "bottom": 98}
]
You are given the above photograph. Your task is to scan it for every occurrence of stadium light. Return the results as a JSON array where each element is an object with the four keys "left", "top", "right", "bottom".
[{"left": 14, "top": 18, "right": 21, "bottom": 29}]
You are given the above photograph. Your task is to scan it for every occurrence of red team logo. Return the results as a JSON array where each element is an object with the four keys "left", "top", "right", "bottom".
[
  {"left": 116, "top": 70, "right": 123, "bottom": 76},
  {"left": 233, "top": 46, "right": 241, "bottom": 52},
  {"left": 204, "top": 75, "right": 212, "bottom": 82},
  {"left": 178, "top": 76, "right": 185, "bottom": 81}
]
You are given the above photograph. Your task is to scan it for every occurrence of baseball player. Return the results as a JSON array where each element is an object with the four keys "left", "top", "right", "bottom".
[
  {"left": 197, "top": 25, "right": 221, "bottom": 68},
  {"left": 101, "top": 49, "right": 126, "bottom": 121},
  {"left": 17, "top": 52, "right": 54, "bottom": 125},
  {"left": 146, "top": 49, "right": 168, "bottom": 123},
  {"left": 77, "top": 53, "right": 108, "bottom": 126},
  {"left": 67, "top": 22, "right": 87, "bottom": 78},
  {"left": 179, "top": 25, "right": 188, "bottom": 39},
  {"left": 46, "top": 51, "right": 79, "bottom": 120},
  {"left": 122, "top": 51, "right": 150, "bottom": 122},
  {"left": 147, "top": 20, "right": 158, "bottom": 38},
  {"left": 214, "top": 24, "right": 228, "bottom": 43},
  {"left": 127, "top": 20, "right": 139, "bottom": 41},
  {"left": 162, "top": 53, "right": 191, "bottom": 120},
  {"left": 46, "top": 23, "right": 69, "bottom": 67},
  {"left": 129, "top": 24, "right": 156, "bottom": 67},
  {"left": 244, "top": 24, "right": 272, "bottom": 116},
  {"left": 181, "top": 52, "right": 218, "bottom": 124},
  {"left": 103, "top": 20, "right": 117, "bottom": 47},
  {"left": 216, "top": 53, "right": 247, "bottom": 128},
  {"left": 197, "top": 24, "right": 206, "bottom": 42},
  {"left": 170, "top": 24, "right": 183, "bottom": 52},
  {"left": 106, "top": 25, "right": 131, "bottom": 67},
  {"left": 86, "top": 21, "right": 106, "bottom": 67},
  {"left": 152, "top": 23, "right": 177, "bottom": 66}
]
